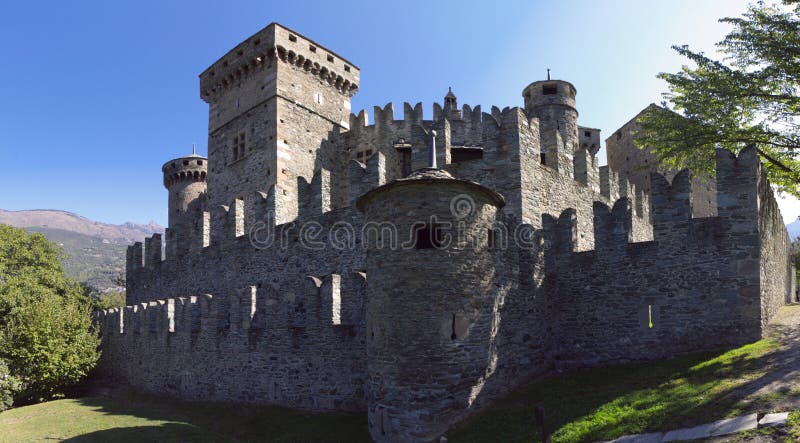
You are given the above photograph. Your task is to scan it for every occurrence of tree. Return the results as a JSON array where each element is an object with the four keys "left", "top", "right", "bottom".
[
  {"left": 0, "top": 225, "right": 99, "bottom": 404},
  {"left": 0, "top": 360, "right": 20, "bottom": 411},
  {"left": 636, "top": 1, "right": 800, "bottom": 196}
]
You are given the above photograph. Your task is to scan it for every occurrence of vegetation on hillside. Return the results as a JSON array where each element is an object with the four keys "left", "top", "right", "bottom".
[
  {"left": 27, "top": 227, "right": 128, "bottom": 293},
  {"left": 637, "top": 1, "right": 800, "bottom": 196},
  {"left": 0, "top": 225, "right": 99, "bottom": 409}
]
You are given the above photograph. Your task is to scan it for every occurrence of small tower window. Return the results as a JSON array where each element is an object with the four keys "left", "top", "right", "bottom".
[
  {"left": 327, "top": 54, "right": 334, "bottom": 62},
  {"left": 542, "top": 84, "right": 557, "bottom": 95},
  {"left": 232, "top": 131, "right": 246, "bottom": 162},
  {"left": 344, "top": 65, "right": 351, "bottom": 72},
  {"left": 309, "top": 45, "right": 316, "bottom": 53},
  {"left": 584, "top": 130, "right": 592, "bottom": 137},
  {"left": 415, "top": 223, "right": 443, "bottom": 249},
  {"left": 288, "top": 34, "right": 297, "bottom": 42}
]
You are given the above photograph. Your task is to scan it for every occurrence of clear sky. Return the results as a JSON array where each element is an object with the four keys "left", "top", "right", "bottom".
[{"left": 4, "top": 0, "right": 793, "bottom": 226}]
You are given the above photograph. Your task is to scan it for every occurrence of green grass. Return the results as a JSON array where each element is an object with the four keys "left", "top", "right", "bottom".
[
  {"left": 449, "top": 339, "right": 782, "bottom": 443},
  {"left": 0, "top": 339, "right": 792, "bottom": 443},
  {"left": 0, "top": 392, "right": 369, "bottom": 442}
]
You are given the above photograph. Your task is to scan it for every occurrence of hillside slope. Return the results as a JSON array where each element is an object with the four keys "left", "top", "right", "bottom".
[{"left": 0, "top": 210, "right": 162, "bottom": 291}]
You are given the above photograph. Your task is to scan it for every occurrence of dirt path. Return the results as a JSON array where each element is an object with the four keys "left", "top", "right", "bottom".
[{"left": 733, "top": 304, "right": 800, "bottom": 413}]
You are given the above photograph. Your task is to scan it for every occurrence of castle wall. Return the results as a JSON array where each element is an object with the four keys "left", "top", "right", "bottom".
[
  {"left": 97, "top": 284, "right": 365, "bottom": 411},
  {"left": 756, "top": 159, "right": 793, "bottom": 327},
  {"left": 114, "top": 208, "right": 370, "bottom": 410},
  {"left": 548, "top": 148, "right": 786, "bottom": 368}
]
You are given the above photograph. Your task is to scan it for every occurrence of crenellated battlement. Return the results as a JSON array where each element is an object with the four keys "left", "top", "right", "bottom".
[
  {"left": 101, "top": 269, "right": 367, "bottom": 338},
  {"left": 200, "top": 23, "right": 359, "bottom": 102},
  {"left": 162, "top": 155, "right": 207, "bottom": 188}
]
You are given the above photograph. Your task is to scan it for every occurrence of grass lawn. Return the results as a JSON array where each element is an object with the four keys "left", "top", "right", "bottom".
[
  {"left": 450, "top": 338, "right": 793, "bottom": 442},
  {"left": 0, "top": 337, "right": 797, "bottom": 442},
  {"left": 0, "top": 393, "right": 369, "bottom": 442}
]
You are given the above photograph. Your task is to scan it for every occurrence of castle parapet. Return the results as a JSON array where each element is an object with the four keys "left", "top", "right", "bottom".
[
  {"left": 651, "top": 170, "right": 692, "bottom": 241},
  {"left": 144, "top": 234, "right": 162, "bottom": 268},
  {"left": 599, "top": 166, "right": 620, "bottom": 201},
  {"left": 715, "top": 147, "right": 760, "bottom": 228},
  {"left": 593, "top": 199, "right": 633, "bottom": 250}
]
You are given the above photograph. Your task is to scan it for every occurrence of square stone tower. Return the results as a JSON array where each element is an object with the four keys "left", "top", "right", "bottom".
[{"left": 199, "top": 23, "right": 360, "bottom": 223}]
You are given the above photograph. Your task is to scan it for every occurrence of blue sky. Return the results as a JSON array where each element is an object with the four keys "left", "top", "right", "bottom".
[{"left": 4, "top": 0, "right": 783, "bottom": 226}]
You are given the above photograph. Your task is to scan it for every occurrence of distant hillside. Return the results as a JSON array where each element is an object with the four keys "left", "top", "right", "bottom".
[
  {"left": 0, "top": 209, "right": 163, "bottom": 292},
  {"left": 788, "top": 219, "right": 800, "bottom": 241}
]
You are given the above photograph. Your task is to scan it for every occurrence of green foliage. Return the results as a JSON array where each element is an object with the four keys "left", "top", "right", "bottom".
[
  {"left": 792, "top": 238, "right": 800, "bottom": 281},
  {"left": 636, "top": 1, "right": 800, "bottom": 196},
  {"left": 0, "top": 359, "right": 21, "bottom": 411},
  {"left": 26, "top": 227, "right": 128, "bottom": 293},
  {"left": 0, "top": 224, "right": 100, "bottom": 404},
  {"left": 93, "top": 291, "right": 126, "bottom": 310},
  {"left": 788, "top": 409, "right": 800, "bottom": 440}
]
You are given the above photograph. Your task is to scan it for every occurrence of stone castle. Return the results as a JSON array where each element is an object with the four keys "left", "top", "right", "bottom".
[{"left": 95, "top": 23, "right": 797, "bottom": 442}]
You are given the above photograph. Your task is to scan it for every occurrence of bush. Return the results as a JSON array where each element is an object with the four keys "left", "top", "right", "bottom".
[{"left": 0, "top": 225, "right": 100, "bottom": 403}]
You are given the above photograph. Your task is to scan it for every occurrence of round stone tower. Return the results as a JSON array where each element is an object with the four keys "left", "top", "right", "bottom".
[
  {"left": 523, "top": 79, "right": 579, "bottom": 159},
  {"left": 356, "top": 168, "right": 505, "bottom": 442},
  {"left": 162, "top": 152, "right": 207, "bottom": 254}
]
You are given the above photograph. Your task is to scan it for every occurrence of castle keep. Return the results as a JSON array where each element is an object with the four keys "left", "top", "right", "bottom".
[{"left": 96, "top": 23, "right": 797, "bottom": 442}]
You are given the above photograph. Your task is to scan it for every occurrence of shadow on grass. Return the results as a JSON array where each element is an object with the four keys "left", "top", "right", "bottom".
[
  {"left": 449, "top": 338, "right": 793, "bottom": 443},
  {"left": 62, "top": 423, "right": 222, "bottom": 443},
  {"left": 71, "top": 394, "right": 370, "bottom": 443}
]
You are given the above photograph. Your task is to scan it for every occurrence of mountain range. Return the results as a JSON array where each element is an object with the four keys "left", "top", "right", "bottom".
[{"left": 0, "top": 209, "right": 163, "bottom": 292}]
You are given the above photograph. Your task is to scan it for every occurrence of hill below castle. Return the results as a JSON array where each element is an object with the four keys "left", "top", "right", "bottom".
[{"left": 0, "top": 209, "right": 163, "bottom": 292}]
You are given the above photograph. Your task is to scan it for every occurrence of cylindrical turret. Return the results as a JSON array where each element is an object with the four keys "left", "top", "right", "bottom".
[
  {"left": 162, "top": 153, "right": 208, "bottom": 256},
  {"left": 523, "top": 79, "right": 579, "bottom": 175},
  {"left": 357, "top": 168, "right": 505, "bottom": 442}
]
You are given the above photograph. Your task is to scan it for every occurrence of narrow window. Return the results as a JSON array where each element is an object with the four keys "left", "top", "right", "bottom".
[
  {"left": 415, "top": 224, "right": 442, "bottom": 249},
  {"left": 451, "top": 314, "right": 457, "bottom": 340},
  {"left": 540, "top": 152, "right": 547, "bottom": 165},
  {"left": 401, "top": 149, "right": 412, "bottom": 177},
  {"left": 616, "top": 131, "right": 622, "bottom": 140},
  {"left": 309, "top": 45, "right": 316, "bottom": 53},
  {"left": 488, "top": 228, "right": 496, "bottom": 249},
  {"left": 542, "top": 84, "right": 557, "bottom": 95},
  {"left": 344, "top": 65, "right": 351, "bottom": 72},
  {"left": 233, "top": 132, "right": 246, "bottom": 161},
  {"left": 289, "top": 34, "right": 297, "bottom": 42},
  {"left": 584, "top": 130, "right": 591, "bottom": 137},
  {"left": 202, "top": 211, "right": 210, "bottom": 247},
  {"left": 327, "top": 54, "right": 334, "bottom": 62},
  {"left": 234, "top": 197, "right": 244, "bottom": 237}
]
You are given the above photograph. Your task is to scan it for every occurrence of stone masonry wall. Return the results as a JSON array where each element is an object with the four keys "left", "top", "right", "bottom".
[{"left": 549, "top": 148, "right": 780, "bottom": 368}]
